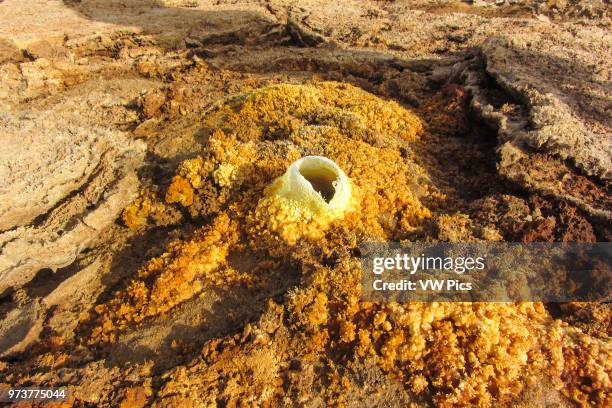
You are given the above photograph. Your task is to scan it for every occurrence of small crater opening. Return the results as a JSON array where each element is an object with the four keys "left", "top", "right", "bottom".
[{"left": 299, "top": 167, "right": 337, "bottom": 203}]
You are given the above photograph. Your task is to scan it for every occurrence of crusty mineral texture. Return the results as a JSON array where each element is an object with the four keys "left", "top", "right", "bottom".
[
  {"left": 0, "top": 110, "right": 145, "bottom": 294},
  {"left": 462, "top": 31, "right": 611, "bottom": 221}
]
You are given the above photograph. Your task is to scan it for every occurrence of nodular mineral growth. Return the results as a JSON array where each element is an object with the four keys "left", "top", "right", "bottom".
[{"left": 93, "top": 83, "right": 607, "bottom": 406}]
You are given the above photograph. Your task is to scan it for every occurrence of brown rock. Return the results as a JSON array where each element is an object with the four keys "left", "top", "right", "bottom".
[
  {"left": 141, "top": 89, "right": 166, "bottom": 118},
  {"left": 23, "top": 40, "right": 70, "bottom": 60},
  {"left": 0, "top": 110, "right": 145, "bottom": 294},
  {"left": 0, "top": 38, "right": 23, "bottom": 64}
]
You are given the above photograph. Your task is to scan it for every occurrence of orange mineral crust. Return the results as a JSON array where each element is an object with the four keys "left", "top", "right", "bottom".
[{"left": 94, "top": 82, "right": 609, "bottom": 406}]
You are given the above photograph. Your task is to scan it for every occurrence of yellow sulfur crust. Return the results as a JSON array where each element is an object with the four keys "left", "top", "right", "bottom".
[{"left": 96, "top": 82, "right": 608, "bottom": 407}]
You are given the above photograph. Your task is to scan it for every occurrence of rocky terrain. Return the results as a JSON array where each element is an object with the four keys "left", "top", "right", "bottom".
[{"left": 0, "top": 1, "right": 610, "bottom": 407}]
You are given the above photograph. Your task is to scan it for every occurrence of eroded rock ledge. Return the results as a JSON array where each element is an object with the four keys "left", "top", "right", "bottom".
[
  {"left": 462, "top": 35, "right": 611, "bottom": 221},
  {"left": 0, "top": 110, "right": 145, "bottom": 295}
]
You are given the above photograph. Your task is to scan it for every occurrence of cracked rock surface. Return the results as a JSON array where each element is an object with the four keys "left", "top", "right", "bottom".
[
  {"left": 464, "top": 33, "right": 611, "bottom": 220},
  {"left": 0, "top": 109, "right": 145, "bottom": 294}
]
